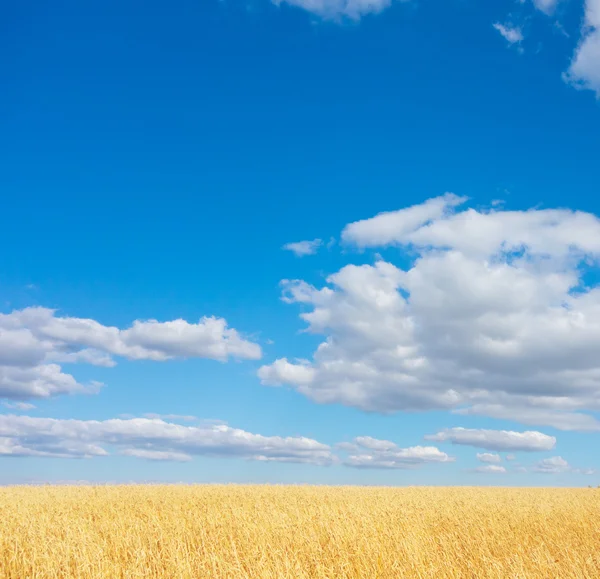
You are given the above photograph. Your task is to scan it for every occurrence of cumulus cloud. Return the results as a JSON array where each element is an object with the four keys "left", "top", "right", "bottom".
[
  {"left": 476, "top": 452, "right": 502, "bottom": 464},
  {"left": 425, "top": 428, "right": 556, "bottom": 452},
  {"left": 338, "top": 436, "right": 453, "bottom": 469},
  {"left": 493, "top": 23, "right": 524, "bottom": 45},
  {"left": 0, "top": 307, "right": 261, "bottom": 400},
  {"left": 0, "top": 414, "right": 335, "bottom": 465},
  {"left": 282, "top": 239, "right": 323, "bottom": 257},
  {"left": 259, "top": 195, "right": 600, "bottom": 430},
  {"left": 474, "top": 465, "right": 506, "bottom": 474},
  {"left": 272, "top": 0, "right": 397, "bottom": 20},
  {"left": 565, "top": 0, "right": 600, "bottom": 96},
  {"left": 258, "top": 358, "right": 316, "bottom": 386}
]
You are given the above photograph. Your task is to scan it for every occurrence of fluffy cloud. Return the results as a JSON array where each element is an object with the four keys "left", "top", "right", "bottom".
[
  {"left": 0, "top": 307, "right": 261, "bottom": 400},
  {"left": 0, "top": 364, "right": 99, "bottom": 400},
  {"left": 474, "top": 465, "right": 506, "bottom": 474},
  {"left": 0, "top": 414, "right": 334, "bottom": 465},
  {"left": 565, "top": 0, "right": 600, "bottom": 96},
  {"left": 282, "top": 239, "right": 323, "bottom": 257},
  {"left": 493, "top": 23, "right": 524, "bottom": 46},
  {"left": 340, "top": 193, "right": 466, "bottom": 248},
  {"left": 425, "top": 428, "right": 556, "bottom": 452},
  {"left": 258, "top": 357, "right": 316, "bottom": 386},
  {"left": 339, "top": 436, "right": 453, "bottom": 469},
  {"left": 259, "top": 195, "right": 600, "bottom": 430},
  {"left": 272, "top": 0, "right": 397, "bottom": 20},
  {"left": 476, "top": 452, "right": 502, "bottom": 464}
]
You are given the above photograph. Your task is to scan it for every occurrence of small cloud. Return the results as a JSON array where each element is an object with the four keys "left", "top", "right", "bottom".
[
  {"left": 120, "top": 448, "right": 193, "bottom": 462},
  {"left": 272, "top": 0, "right": 394, "bottom": 21},
  {"left": 2, "top": 402, "right": 36, "bottom": 411},
  {"left": 505, "top": 454, "right": 517, "bottom": 461},
  {"left": 282, "top": 239, "right": 323, "bottom": 257},
  {"left": 532, "top": 0, "right": 558, "bottom": 15},
  {"left": 493, "top": 22, "right": 524, "bottom": 46},
  {"left": 532, "top": 456, "right": 595, "bottom": 475},
  {"left": 474, "top": 465, "right": 507, "bottom": 474},
  {"left": 143, "top": 413, "right": 197, "bottom": 422},
  {"left": 339, "top": 436, "right": 454, "bottom": 469},
  {"left": 25, "top": 284, "right": 37, "bottom": 290},
  {"left": 477, "top": 452, "right": 502, "bottom": 464},
  {"left": 425, "top": 427, "right": 556, "bottom": 452}
]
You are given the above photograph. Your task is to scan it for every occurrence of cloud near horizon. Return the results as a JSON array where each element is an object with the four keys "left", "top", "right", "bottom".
[
  {"left": 338, "top": 436, "right": 454, "bottom": 469},
  {"left": 425, "top": 428, "right": 556, "bottom": 452},
  {"left": 0, "top": 414, "right": 334, "bottom": 465}
]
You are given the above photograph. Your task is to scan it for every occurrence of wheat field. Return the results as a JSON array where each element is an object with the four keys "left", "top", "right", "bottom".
[{"left": 1, "top": 484, "right": 599, "bottom": 579}]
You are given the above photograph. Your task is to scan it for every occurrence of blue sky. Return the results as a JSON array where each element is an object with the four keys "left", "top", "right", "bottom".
[{"left": 1, "top": 0, "right": 599, "bottom": 485}]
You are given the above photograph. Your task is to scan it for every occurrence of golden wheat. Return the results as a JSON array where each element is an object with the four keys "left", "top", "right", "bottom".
[{"left": 1, "top": 484, "right": 599, "bottom": 578}]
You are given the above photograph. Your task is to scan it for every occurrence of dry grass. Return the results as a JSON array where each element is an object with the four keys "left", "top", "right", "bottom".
[{"left": 1, "top": 484, "right": 599, "bottom": 578}]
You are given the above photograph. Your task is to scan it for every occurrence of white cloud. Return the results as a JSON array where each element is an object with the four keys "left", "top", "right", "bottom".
[
  {"left": 282, "top": 239, "right": 323, "bottom": 257},
  {"left": 493, "top": 23, "right": 524, "bottom": 45},
  {"left": 533, "top": 455, "right": 570, "bottom": 473},
  {"left": 259, "top": 196, "right": 600, "bottom": 430},
  {"left": 339, "top": 436, "right": 453, "bottom": 469},
  {"left": 476, "top": 452, "right": 502, "bottom": 463},
  {"left": 272, "top": 0, "right": 396, "bottom": 20},
  {"left": 0, "top": 307, "right": 261, "bottom": 400},
  {"left": 565, "top": 0, "right": 600, "bottom": 96},
  {"left": 425, "top": 428, "right": 556, "bottom": 452},
  {"left": 0, "top": 414, "right": 335, "bottom": 465},
  {"left": 474, "top": 465, "right": 507, "bottom": 474},
  {"left": 505, "top": 454, "right": 516, "bottom": 461},
  {"left": 531, "top": 455, "right": 594, "bottom": 474},
  {"left": 353, "top": 435, "right": 398, "bottom": 451},
  {"left": 532, "top": 0, "right": 559, "bottom": 15},
  {"left": 258, "top": 358, "right": 316, "bottom": 386},
  {"left": 0, "top": 364, "right": 99, "bottom": 400},
  {"left": 341, "top": 193, "right": 466, "bottom": 248}
]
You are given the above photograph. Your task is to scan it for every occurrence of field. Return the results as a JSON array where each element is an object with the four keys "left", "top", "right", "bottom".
[{"left": 1, "top": 485, "right": 599, "bottom": 578}]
